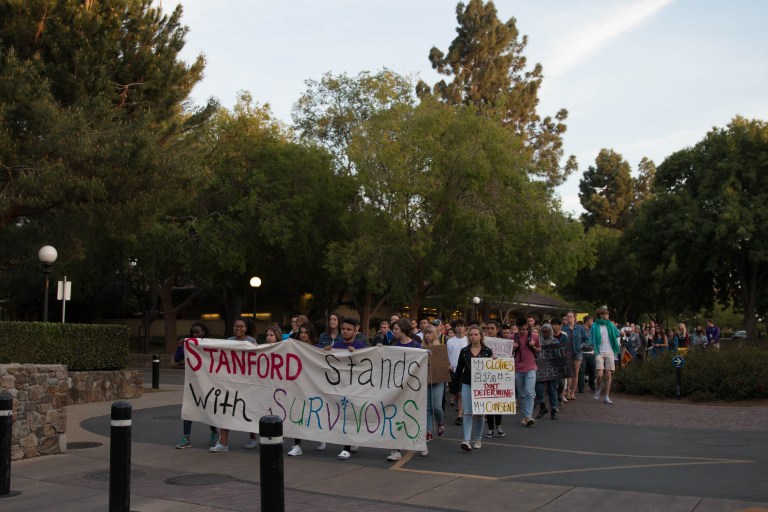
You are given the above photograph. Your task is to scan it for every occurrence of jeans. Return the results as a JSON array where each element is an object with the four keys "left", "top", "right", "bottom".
[
  {"left": 427, "top": 383, "right": 445, "bottom": 433},
  {"left": 535, "top": 380, "right": 559, "bottom": 410},
  {"left": 461, "top": 383, "right": 485, "bottom": 442},
  {"left": 579, "top": 353, "right": 596, "bottom": 391},
  {"left": 183, "top": 420, "right": 217, "bottom": 437},
  {"left": 515, "top": 370, "right": 537, "bottom": 419}
]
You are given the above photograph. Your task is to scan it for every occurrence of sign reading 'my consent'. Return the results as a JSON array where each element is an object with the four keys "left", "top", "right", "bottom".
[
  {"left": 182, "top": 339, "right": 428, "bottom": 451},
  {"left": 470, "top": 357, "right": 516, "bottom": 415}
]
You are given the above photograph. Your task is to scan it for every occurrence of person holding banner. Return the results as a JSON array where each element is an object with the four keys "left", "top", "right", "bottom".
[
  {"left": 484, "top": 320, "right": 505, "bottom": 438},
  {"left": 210, "top": 317, "right": 258, "bottom": 452},
  {"left": 325, "top": 317, "right": 367, "bottom": 460},
  {"left": 514, "top": 317, "right": 541, "bottom": 426},
  {"left": 288, "top": 322, "right": 328, "bottom": 456},
  {"left": 452, "top": 325, "right": 493, "bottom": 451},
  {"left": 174, "top": 322, "right": 220, "bottom": 449},
  {"left": 534, "top": 324, "right": 561, "bottom": 420},
  {"left": 384, "top": 319, "right": 423, "bottom": 461}
]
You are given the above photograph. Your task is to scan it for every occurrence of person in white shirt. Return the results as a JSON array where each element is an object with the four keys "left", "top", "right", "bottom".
[{"left": 446, "top": 318, "right": 469, "bottom": 425}]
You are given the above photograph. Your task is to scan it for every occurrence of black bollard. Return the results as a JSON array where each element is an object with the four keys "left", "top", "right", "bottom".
[
  {"left": 109, "top": 401, "right": 132, "bottom": 512},
  {"left": 259, "top": 415, "right": 284, "bottom": 512},
  {"left": 152, "top": 354, "right": 160, "bottom": 390},
  {"left": 0, "top": 391, "right": 21, "bottom": 498},
  {"left": 675, "top": 366, "right": 682, "bottom": 400}
]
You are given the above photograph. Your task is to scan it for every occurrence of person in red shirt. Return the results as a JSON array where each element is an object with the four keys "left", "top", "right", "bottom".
[{"left": 513, "top": 317, "right": 541, "bottom": 426}]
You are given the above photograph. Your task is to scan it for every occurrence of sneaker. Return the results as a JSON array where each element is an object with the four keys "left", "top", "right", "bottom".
[
  {"left": 245, "top": 438, "right": 258, "bottom": 449},
  {"left": 209, "top": 443, "right": 228, "bottom": 452},
  {"left": 551, "top": 410, "right": 559, "bottom": 420},
  {"left": 472, "top": 439, "right": 482, "bottom": 449},
  {"left": 461, "top": 441, "right": 472, "bottom": 451},
  {"left": 536, "top": 406, "right": 548, "bottom": 419},
  {"left": 175, "top": 437, "right": 191, "bottom": 449},
  {"left": 594, "top": 391, "right": 601, "bottom": 400},
  {"left": 485, "top": 429, "right": 494, "bottom": 438},
  {"left": 420, "top": 447, "right": 429, "bottom": 457},
  {"left": 350, "top": 445, "right": 359, "bottom": 453},
  {"left": 520, "top": 417, "right": 529, "bottom": 426},
  {"left": 436, "top": 424, "right": 445, "bottom": 436},
  {"left": 526, "top": 417, "right": 535, "bottom": 427},
  {"left": 604, "top": 397, "right": 614, "bottom": 404},
  {"left": 317, "top": 442, "right": 326, "bottom": 451},
  {"left": 387, "top": 450, "right": 402, "bottom": 461},
  {"left": 561, "top": 395, "right": 569, "bottom": 403},
  {"left": 426, "top": 432, "right": 433, "bottom": 441},
  {"left": 455, "top": 416, "right": 463, "bottom": 425},
  {"left": 337, "top": 450, "right": 351, "bottom": 460},
  {"left": 288, "top": 445, "right": 303, "bottom": 456},
  {"left": 208, "top": 432, "right": 219, "bottom": 447},
  {"left": 496, "top": 427, "right": 505, "bottom": 438}
]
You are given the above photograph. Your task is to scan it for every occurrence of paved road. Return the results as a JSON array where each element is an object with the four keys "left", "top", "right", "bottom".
[{"left": 105, "top": 369, "right": 768, "bottom": 503}]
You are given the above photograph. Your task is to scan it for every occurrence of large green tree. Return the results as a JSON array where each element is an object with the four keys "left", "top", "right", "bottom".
[
  {"left": 417, "top": 0, "right": 575, "bottom": 186},
  {"left": 578, "top": 149, "right": 635, "bottom": 230},
  {"left": 631, "top": 117, "right": 768, "bottom": 339},
  {"left": 349, "top": 97, "right": 589, "bottom": 316}
]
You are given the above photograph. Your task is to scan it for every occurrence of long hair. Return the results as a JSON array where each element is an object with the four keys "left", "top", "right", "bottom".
[{"left": 299, "top": 322, "right": 318, "bottom": 345}]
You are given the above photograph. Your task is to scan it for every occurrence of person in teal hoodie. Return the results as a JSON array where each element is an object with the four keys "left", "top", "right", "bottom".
[{"left": 589, "top": 307, "right": 621, "bottom": 404}]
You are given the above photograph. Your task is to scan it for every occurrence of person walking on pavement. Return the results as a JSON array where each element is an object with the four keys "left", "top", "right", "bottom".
[{"left": 590, "top": 307, "right": 621, "bottom": 405}]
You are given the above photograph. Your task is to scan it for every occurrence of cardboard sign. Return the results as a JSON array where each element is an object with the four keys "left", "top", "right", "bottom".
[
  {"left": 427, "top": 344, "right": 451, "bottom": 384},
  {"left": 535, "top": 342, "right": 572, "bottom": 382}
]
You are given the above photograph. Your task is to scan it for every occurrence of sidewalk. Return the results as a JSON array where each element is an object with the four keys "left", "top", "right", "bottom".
[{"left": 4, "top": 385, "right": 768, "bottom": 512}]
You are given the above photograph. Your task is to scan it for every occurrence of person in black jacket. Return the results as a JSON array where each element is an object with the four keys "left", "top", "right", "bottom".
[{"left": 451, "top": 324, "right": 493, "bottom": 452}]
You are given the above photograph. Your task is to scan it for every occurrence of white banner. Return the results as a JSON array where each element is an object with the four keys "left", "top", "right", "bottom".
[
  {"left": 470, "top": 357, "right": 516, "bottom": 415},
  {"left": 182, "top": 338, "right": 428, "bottom": 451}
]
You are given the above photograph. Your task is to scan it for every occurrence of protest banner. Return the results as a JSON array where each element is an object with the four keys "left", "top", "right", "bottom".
[
  {"left": 483, "top": 336, "right": 514, "bottom": 357},
  {"left": 470, "top": 357, "right": 516, "bottom": 415},
  {"left": 181, "top": 338, "right": 427, "bottom": 451},
  {"left": 535, "top": 342, "right": 572, "bottom": 382},
  {"left": 427, "top": 344, "right": 451, "bottom": 384}
]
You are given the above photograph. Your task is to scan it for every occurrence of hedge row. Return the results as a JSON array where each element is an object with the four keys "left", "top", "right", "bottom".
[
  {"left": 0, "top": 321, "right": 129, "bottom": 371},
  {"left": 614, "top": 347, "right": 768, "bottom": 401}
]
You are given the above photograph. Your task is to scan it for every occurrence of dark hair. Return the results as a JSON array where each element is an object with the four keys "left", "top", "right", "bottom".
[
  {"left": 299, "top": 322, "right": 318, "bottom": 345},
  {"left": 342, "top": 317, "right": 360, "bottom": 328},
  {"left": 551, "top": 317, "right": 562, "bottom": 326},
  {"left": 190, "top": 322, "right": 209, "bottom": 337},
  {"left": 395, "top": 318, "right": 413, "bottom": 336},
  {"left": 451, "top": 318, "right": 467, "bottom": 329},
  {"left": 515, "top": 317, "right": 527, "bottom": 328},
  {"left": 486, "top": 320, "right": 500, "bottom": 329},
  {"left": 583, "top": 315, "right": 592, "bottom": 323}
]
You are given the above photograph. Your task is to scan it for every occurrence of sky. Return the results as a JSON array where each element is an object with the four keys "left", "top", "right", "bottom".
[{"left": 169, "top": 0, "right": 768, "bottom": 214}]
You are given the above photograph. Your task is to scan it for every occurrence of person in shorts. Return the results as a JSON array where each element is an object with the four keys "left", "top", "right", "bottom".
[{"left": 589, "top": 307, "right": 620, "bottom": 404}]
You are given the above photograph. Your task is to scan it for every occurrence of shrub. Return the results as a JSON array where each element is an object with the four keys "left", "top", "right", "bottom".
[
  {"left": 0, "top": 321, "right": 129, "bottom": 370},
  {"left": 614, "top": 347, "right": 768, "bottom": 401}
]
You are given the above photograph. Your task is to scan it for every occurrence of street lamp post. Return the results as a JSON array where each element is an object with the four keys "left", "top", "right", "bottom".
[
  {"left": 472, "top": 296, "right": 481, "bottom": 323},
  {"left": 38, "top": 246, "right": 58, "bottom": 322},
  {"left": 250, "top": 276, "right": 262, "bottom": 321}
]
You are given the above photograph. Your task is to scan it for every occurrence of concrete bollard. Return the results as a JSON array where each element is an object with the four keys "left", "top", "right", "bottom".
[
  {"left": 259, "top": 415, "right": 285, "bottom": 512},
  {"left": 152, "top": 354, "right": 160, "bottom": 389},
  {"left": 0, "top": 391, "right": 20, "bottom": 498},
  {"left": 109, "top": 401, "right": 132, "bottom": 512}
]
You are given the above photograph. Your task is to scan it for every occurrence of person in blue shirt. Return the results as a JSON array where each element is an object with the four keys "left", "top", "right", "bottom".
[
  {"left": 318, "top": 312, "right": 343, "bottom": 348},
  {"left": 562, "top": 310, "right": 587, "bottom": 399},
  {"left": 705, "top": 319, "right": 721, "bottom": 349}
]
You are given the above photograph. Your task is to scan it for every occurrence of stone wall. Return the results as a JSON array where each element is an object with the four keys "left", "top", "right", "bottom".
[{"left": 0, "top": 364, "right": 144, "bottom": 460}]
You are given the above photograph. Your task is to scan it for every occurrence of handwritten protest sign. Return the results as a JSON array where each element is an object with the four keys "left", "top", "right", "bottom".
[
  {"left": 182, "top": 338, "right": 427, "bottom": 451},
  {"left": 470, "top": 357, "right": 516, "bottom": 415},
  {"left": 535, "top": 342, "right": 572, "bottom": 382},
  {"left": 483, "top": 336, "right": 514, "bottom": 357}
]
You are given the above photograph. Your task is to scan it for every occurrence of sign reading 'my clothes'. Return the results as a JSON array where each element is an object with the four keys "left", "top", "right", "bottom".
[
  {"left": 470, "top": 357, "right": 516, "bottom": 415},
  {"left": 182, "top": 338, "right": 427, "bottom": 451}
]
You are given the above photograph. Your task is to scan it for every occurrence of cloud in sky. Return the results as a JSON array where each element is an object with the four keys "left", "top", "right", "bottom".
[{"left": 545, "top": 0, "right": 674, "bottom": 79}]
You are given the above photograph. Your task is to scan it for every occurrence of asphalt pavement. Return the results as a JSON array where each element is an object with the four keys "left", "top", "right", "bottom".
[{"left": 3, "top": 368, "right": 768, "bottom": 512}]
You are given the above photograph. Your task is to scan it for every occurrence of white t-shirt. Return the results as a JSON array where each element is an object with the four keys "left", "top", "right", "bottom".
[
  {"left": 598, "top": 325, "right": 612, "bottom": 355},
  {"left": 446, "top": 336, "right": 468, "bottom": 370}
]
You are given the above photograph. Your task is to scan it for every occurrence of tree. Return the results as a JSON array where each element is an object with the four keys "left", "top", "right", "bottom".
[
  {"left": 579, "top": 149, "right": 635, "bottom": 230},
  {"left": 631, "top": 117, "right": 768, "bottom": 340},
  {"left": 633, "top": 157, "right": 656, "bottom": 212},
  {"left": 0, "top": 0, "right": 211, "bottom": 234},
  {"left": 292, "top": 69, "right": 415, "bottom": 175},
  {"left": 417, "top": 0, "right": 575, "bottom": 186},
  {"left": 349, "top": 97, "right": 590, "bottom": 316}
]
